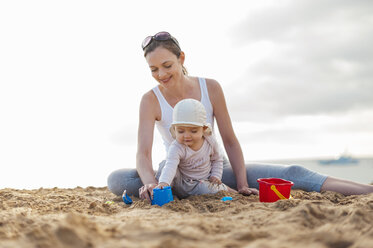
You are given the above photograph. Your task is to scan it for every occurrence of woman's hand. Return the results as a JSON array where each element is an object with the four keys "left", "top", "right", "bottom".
[
  {"left": 238, "top": 186, "right": 259, "bottom": 196},
  {"left": 139, "top": 183, "right": 157, "bottom": 203},
  {"left": 209, "top": 176, "right": 222, "bottom": 185}
]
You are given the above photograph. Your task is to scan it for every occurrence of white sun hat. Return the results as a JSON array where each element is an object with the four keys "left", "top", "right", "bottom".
[{"left": 170, "top": 99, "right": 212, "bottom": 139}]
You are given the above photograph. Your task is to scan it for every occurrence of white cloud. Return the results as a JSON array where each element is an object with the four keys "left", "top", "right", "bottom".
[{"left": 226, "top": 0, "right": 373, "bottom": 121}]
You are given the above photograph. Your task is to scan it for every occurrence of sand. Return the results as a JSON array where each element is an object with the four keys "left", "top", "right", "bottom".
[{"left": 1, "top": 187, "right": 373, "bottom": 248}]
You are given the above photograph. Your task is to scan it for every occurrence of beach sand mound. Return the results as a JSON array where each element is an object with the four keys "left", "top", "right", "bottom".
[{"left": 1, "top": 187, "right": 373, "bottom": 248}]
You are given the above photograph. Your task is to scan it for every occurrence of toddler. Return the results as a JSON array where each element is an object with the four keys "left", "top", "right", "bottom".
[{"left": 156, "top": 99, "right": 236, "bottom": 198}]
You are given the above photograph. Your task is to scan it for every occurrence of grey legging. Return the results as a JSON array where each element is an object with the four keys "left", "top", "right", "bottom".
[{"left": 107, "top": 159, "right": 327, "bottom": 197}]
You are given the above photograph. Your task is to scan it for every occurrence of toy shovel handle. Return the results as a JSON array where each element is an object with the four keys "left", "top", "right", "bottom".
[{"left": 270, "top": 185, "right": 287, "bottom": 200}]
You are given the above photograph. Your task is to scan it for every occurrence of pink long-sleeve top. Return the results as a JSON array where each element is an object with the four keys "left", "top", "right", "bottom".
[{"left": 158, "top": 135, "right": 223, "bottom": 185}]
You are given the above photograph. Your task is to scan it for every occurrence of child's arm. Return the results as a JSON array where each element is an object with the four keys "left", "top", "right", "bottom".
[{"left": 158, "top": 141, "right": 183, "bottom": 186}]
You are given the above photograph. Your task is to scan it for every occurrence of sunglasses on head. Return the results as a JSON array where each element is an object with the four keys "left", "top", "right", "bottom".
[{"left": 141, "top": 31, "right": 180, "bottom": 50}]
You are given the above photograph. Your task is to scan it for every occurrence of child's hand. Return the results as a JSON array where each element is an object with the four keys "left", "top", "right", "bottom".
[
  {"left": 155, "top": 182, "right": 170, "bottom": 189},
  {"left": 209, "top": 176, "right": 222, "bottom": 185}
]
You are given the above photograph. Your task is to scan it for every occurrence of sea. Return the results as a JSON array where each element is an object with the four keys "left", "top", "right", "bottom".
[{"left": 256, "top": 156, "right": 373, "bottom": 185}]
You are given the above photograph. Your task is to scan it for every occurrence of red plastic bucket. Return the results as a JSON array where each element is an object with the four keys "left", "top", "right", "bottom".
[{"left": 257, "top": 178, "right": 294, "bottom": 202}]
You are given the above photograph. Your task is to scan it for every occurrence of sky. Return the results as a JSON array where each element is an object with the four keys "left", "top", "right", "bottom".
[{"left": 1, "top": 0, "right": 372, "bottom": 189}]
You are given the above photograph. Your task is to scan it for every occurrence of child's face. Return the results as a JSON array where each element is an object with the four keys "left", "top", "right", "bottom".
[{"left": 174, "top": 125, "right": 204, "bottom": 150}]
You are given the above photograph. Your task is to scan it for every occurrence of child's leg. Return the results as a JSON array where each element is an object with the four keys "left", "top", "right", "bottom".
[
  {"left": 170, "top": 171, "right": 197, "bottom": 199},
  {"left": 189, "top": 180, "right": 231, "bottom": 195}
]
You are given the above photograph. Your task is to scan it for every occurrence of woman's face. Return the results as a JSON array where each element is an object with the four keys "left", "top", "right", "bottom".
[{"left": 145, "top": 46, "right": 185, "bottom": 88}]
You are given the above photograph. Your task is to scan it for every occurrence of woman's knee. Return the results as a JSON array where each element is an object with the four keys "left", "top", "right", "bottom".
[
  {"left": 107, "top": 169, "right": 141, "bottom": 196},
  {"left": 282, "top": 165, "right": 327, "bottom": 192},
  {"left": 107, "top": 169, "right": 125, "bottom": 196},
  {"left": 283, "top": 165, "right": 307, "bottom": 178}
]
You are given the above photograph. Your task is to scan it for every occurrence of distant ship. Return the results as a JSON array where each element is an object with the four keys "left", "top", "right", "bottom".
[{"left": 318, "top": 154, "right": 359, "bottom": 165}]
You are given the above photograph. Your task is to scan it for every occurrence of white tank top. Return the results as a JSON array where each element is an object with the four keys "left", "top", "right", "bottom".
[{"left": 152, "top": 78, "right": 214, "bottom": 154}]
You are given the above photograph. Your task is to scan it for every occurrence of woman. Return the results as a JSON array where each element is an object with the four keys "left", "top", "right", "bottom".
[{"left": 108, "top": 31, "right": 373, "bottom": 202}]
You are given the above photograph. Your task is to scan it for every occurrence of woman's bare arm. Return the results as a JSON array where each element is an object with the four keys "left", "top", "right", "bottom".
[
  {"left": 207, "top": 79, "right": 258, "bottom": 195},
  {"left": 136, "top": 91, "right": 159, "bottom": 201}
]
